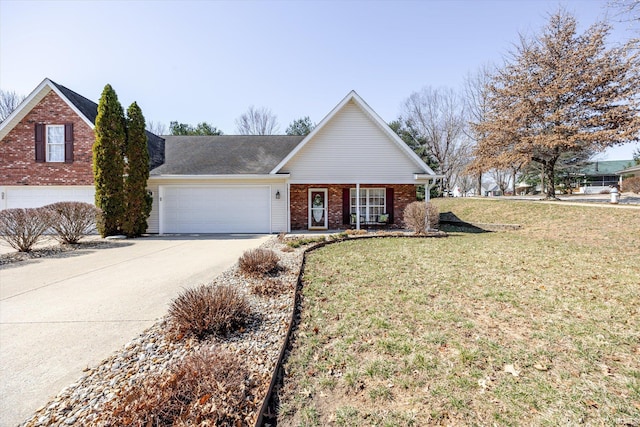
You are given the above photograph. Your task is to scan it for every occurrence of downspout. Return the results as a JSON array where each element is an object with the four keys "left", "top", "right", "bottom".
[{"left": 355, "top": 182, "right": 360, "bottom": 230}]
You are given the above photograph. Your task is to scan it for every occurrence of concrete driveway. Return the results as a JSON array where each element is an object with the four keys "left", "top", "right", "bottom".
[{"left": 0, "top": 234, "right": 270, "bottom": 427}]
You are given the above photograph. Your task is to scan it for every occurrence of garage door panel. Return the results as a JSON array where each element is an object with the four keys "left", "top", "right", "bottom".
[
  {"left": 161, "top": 186, "right": 270, "bottom": 233},
  {"left": 3, "top": 187, "right": 95, "bottom": 210}
]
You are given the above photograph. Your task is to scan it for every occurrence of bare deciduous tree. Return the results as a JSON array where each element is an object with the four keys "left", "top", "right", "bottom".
[
  {"left": 401, "top": 87, "right": 473, "bottom": 192},
  {"left": 235, "top": 106, "right": 279, "bottom": 135},
  {"left": 0, "top": 89, "right": 25, "bottom": 122},
  {"left": 490, "top": 168, "right": 511, "bottom": 195},
  {"left": 464, "top": 65, "right": 494, "bottom": 196},
  {"left": 470, "top": 10, "right": 640, "bottom": 199},
  {"left": 146, "top": 121, "right": 167, "bottom": 136}
]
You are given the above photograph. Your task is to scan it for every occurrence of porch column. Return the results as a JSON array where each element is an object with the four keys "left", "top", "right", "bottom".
[{"left": 355, "top": 182, "right": 360, "bottom": 230}]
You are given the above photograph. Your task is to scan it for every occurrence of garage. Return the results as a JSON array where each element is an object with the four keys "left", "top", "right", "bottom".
[
  {"left": 159, "top": 186, "right": 271, "bottom": 233},
  {"left": 1, "top": 186, "right": 95, "bottom": 210}
]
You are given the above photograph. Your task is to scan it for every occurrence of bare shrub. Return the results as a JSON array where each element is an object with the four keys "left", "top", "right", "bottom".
[
  {"left": 101, "top": 349, "right": 254, "bottom": 426},
  {"left": 251, "top": 277, "right": 290, "bottom": 297},
  {"left": 46, "top": 202, "right": 99, "bottom": 244},
  {"left": 345, "top": 229, "right": 367, "bottom": 235},
  {"left": 238, "top": 248, "right": 280, "bottom": 276},
  {"left": 168, "top": 284, "right": 251, "bottom": 339},
  {"left": 403, "top": 201, "right": 439, "bottom": 234},
  {"left": 622, "top": 176, "right": 640, "bottom": 194},
  {"left": 0, "top": 208, "right": 53, "bottom": 252}
]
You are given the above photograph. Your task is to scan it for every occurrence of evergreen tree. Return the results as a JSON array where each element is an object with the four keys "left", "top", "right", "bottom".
[
  {"left": 93, "top": 84, "right": 126, "bottom": 237},
  {"left": 123, "top": 102, "right": 151, "bottom": 237},
  {"left": 286, "top": 116, "right": 315, "bottom": 136}
]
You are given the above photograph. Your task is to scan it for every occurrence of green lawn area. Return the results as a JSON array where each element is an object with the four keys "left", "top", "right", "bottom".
[{"left": 276, "top": 199, "right": 640, "bottom": 426}]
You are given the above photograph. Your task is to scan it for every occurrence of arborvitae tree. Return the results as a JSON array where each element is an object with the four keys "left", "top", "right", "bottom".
[
  {"left": 470, "top": 11, "right": 640, "bottom": 199},
  {"left": 123, "top": 102, "right": 151, "bottom": 237},
  {"left": 93, "top": 84, "right": 126, "bottom": 237}
]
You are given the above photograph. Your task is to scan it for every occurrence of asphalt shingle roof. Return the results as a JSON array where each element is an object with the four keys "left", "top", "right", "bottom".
[
  {"left": 49, "top": 80, "right": 165, "bottom": 170},
  {"left": 578, "top": 160, "right": 634, "bottom": 175},
  {"left": 150, "top": 135, "right": 305, "bottom": 175}
]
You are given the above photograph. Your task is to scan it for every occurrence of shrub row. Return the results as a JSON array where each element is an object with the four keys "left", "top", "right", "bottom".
[{"left": 0, "top": 202, "right": 100, "bottom": 252}]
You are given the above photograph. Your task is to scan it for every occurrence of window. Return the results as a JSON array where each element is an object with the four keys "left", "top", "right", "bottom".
[
  {"left": 350, "top": 188, "right": 386, "bottom": 223},
  {"left": 46, "top": 125, "right": 65, "bottom": 162}
]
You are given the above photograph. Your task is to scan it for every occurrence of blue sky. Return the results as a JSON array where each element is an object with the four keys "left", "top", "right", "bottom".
[{"left": 0, "top": 0, "right": 637, "bottom": 160}]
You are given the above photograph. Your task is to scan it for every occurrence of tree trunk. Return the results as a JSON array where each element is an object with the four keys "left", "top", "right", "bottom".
[
  {"left": 477, "top": 172, "right": 483, "bottom": 196},
  {"left": 543, "top": 159, "right": 559, "bottom": 200}
]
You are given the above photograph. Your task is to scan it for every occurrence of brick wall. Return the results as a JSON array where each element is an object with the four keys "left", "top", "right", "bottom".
[
  {"left": 0, "top": 91, "right": 95, "bottom": 186},
  {"left": 290, "top": 184, "right": 417, "bottom": 230}
]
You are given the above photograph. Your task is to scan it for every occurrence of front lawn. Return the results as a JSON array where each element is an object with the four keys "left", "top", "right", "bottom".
[{"left": 276, "top": 199, "right": 640, "bottom": 426}]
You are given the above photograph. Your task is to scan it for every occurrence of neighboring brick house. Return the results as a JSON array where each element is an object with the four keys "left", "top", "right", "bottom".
[
  {"left": 0, "top": 78, "right": 164, "bottom": 209},
  {"left": 2, "top": 81, "right": 440, "bottom": 232}
]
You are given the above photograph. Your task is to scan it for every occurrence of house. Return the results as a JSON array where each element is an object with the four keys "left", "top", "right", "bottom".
[
  {"left": 146, "top": 91, "right": 441, "bottom": 233},
  {"left": 574, "top": 160, "right": 632, "bottom": 194},
  {"left": 1, "top": 80, "right": 441, "bottom": 233},
  {"left": 618, "top": 163, "right": 640, "bottom": 179},
  {"left": 0, "top": 78, "right": 164, "bottom": 209}
]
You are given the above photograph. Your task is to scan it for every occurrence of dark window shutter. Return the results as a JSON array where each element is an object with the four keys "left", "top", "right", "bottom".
[
  {"left": 64, "top": 123, "right": 74, "bottom": 163},
  {"left": 386, "top": 187, "right": 394, "bottom": 223},
  {"left": 34, "top": 123, "right": 45, "bottom": 162},
  {"left": 342, "top": 188, "right": 351, "bottom": 224}
]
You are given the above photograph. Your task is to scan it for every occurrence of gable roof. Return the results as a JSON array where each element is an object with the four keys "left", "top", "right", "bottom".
[
  {"left": 578, "top": 160, "right": 634, "bottom": 176},
  {"left": 270, "top": 90, "right": 438, "bottom": 176},
  {"left": 0, "top": 78, "right": 165, "bottom": 169},
  {"left": 150, "top": 135, "right": 304, "bottom": 175}
]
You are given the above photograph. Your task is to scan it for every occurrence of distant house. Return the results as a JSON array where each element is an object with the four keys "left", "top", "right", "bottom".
[
  {"left": 1, "top": 80, "right": 442, "bottom": 233},
  {"left": 575, "top": 160, "right": 632, "bottom": 194},
  {"left": 618, "top": 164, "right": 640, "bottom": 179}
]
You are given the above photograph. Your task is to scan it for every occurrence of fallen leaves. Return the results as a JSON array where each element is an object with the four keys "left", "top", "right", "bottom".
[{"left": 504, "top": 364, "right": 520, "bottom": 377}]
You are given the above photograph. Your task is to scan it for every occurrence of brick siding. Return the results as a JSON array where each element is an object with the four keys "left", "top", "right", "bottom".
[
  {"left": 0, "top": 91, "right": 94, "bottom": 186},
  {"left": 290, "top": 184, "right": 417, "bottom": 230}
]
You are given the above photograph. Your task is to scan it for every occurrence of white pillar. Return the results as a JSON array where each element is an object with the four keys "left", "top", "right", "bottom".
[{"left": 355, "top": 183, "right": 360, "bottom": 230}]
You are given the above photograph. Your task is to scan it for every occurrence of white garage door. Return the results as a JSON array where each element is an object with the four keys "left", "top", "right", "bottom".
[
  {"left": 1, "top": 186, "right": 95, "bottom": 210},
  {"left": 160, "top": 186, "right": 271, "bottom": 233}
]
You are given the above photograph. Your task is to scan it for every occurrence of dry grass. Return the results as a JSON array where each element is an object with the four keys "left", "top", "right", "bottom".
[
  {"left": 276, "top": 198, "right": 640, "bottom": 426},
  {"left": 168, "top": 284, "right": 251, "bottom": 339}
]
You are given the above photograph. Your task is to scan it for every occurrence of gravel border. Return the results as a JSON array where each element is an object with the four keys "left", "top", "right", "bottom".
[{"left": 19, "top": 236, "right": 303, "bottom": 427}]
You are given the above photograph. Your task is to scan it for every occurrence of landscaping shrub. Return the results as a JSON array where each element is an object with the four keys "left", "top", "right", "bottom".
[
  {"left": 168, "top": 284, "right": 251, "bottom": 339},
  {"left": 251, "top": 277, "right": 290, "bottom": 297},
  {"left": 46, "top": 202, "right": 100, "bottom": 244},
  {"left": 238, "top": 248, "right": 280, "bottom": 276},
  {"left": 285, "top": 236, "right": 326, "bottom": 248},
  {"left": 622, "top": 176, "right": 640, "bottom": 194},
  {"left": 101, "top": 349, "right": 253, "bottom": 426},
  {"left": 403, "top": 201, "right": 439, "bottom": 234},
  {"left": 0, "top": 207, "right": 53, "bottom": 252}
]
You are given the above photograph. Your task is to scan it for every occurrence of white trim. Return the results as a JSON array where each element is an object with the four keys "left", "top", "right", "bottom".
[
  {"left": 149, "top": 174, "right": 290, "bottom": 181},
  {"left": 46, "top": 124, "right": 65, "bottom": 162},
  {"left": 286, "top": 181, "right": 291, "bottom": 233},
  {"left": 0, "top": 78, "right": 94, "bottom": 140},
  {"left": 289, "top": 179, "right": 425, "bottom": 185},
  {"left": 308, "top": 188, "right": 328, "bottom": 230},
  {"left": 270, "top": 90, "right": 437, "bottom": 176}
]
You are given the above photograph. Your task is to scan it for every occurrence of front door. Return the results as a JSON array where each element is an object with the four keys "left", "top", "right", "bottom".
[{"left": 308, "top": 188, "right": 328, "bottom": 229}]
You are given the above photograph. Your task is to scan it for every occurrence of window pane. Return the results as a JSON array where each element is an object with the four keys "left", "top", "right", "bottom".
[
  {"left": 48, "top": 144, "right": 64, "bottom": 162},
  {"left": 47, "top": 126, "right": 64, "bottom": 143}
]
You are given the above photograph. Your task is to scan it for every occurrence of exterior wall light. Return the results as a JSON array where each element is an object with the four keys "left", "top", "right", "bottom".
[{"left": 275, "top": 190, "right": 281, "bottom": 200}]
